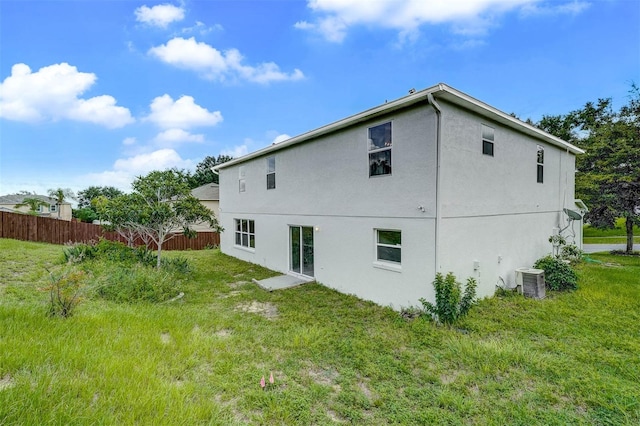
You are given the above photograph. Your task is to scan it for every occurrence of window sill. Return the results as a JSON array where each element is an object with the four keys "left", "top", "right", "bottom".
[
  {"left": 234, "top": 245, "right": 255, "bottom": 254},
  {"left": 373, "top": 261, "right": 402, "bottom": 273}
]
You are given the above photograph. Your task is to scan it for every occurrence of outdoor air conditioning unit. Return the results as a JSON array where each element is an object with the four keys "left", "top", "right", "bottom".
[{"left": 515, "top": 268, "right": 546, "bottom": 299}]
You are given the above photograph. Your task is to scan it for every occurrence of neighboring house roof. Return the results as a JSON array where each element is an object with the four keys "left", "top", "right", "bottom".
[
  {"left": 0, "top": 194, "right": 70, "bottom": 205},
  {"left": 215, "top": 82, "right": 584, "bottom": 171},
  {"left": 191, "top": 183, "right": 220, "bottom": 201}
]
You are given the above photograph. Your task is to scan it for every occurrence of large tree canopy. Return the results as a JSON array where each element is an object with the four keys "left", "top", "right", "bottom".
[
  {"left": 188, "top": 154, "right": 233, "bottom": 188},
  {"left": 538, "top": 85, "right": 640, "bottom": 253},
  {"left": 75, "top": 186, "right": 124, "bottom": 223},
  {"left": 77, "top": 186, "right": 124, "bottom": 209}
]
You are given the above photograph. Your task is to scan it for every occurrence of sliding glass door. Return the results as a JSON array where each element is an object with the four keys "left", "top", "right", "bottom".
[{"left": 290, "top": 226, "right": 314, "bottom": 277}]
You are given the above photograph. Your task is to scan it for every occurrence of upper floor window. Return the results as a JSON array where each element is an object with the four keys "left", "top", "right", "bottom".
[
  {"left": 482, "top": 124, "right": 494, "bottom": 156},
  {"left": 50, "top": 204, "right": 57, "bottom": 212},
  {"left": 536, "top": 145, "right": 544, "bottom": 183},
  {"left": 266, "top": 156, "right": 276, "bottom": 189},
  {"left": 376, "top": 229, "right": 401, "bottom": 264},
  {"left": 239, "top": 166, "right": 246, "bottom": 192},
  {"left": 235, "top": 219, "right": 255, "bottom": 248},
  {"left": 368, "top": 122, "right": 392, "bottom": 177}
]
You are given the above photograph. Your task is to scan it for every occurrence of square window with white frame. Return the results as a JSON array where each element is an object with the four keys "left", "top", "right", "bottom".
[
  {"left": 368, "top": 122, "right": 392, "bottom": 176},
  {"left": 376, "top": 229, "right": 401, "bottom": 264},
  {"left": 235, "top": 219, "right": 255, "bottom": 248}
]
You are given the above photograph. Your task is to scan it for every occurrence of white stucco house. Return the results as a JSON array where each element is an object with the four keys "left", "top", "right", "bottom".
[{"left": 214, "top": 83, "right": 584, "bottom": 309}]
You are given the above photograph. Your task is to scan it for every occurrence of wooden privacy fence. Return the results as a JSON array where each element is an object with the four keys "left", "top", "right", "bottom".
[{"left": 0, "top": 211, "right": 219, "bottom": 250}]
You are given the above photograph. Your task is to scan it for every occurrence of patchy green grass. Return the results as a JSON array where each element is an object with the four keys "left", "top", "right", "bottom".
[
  {"left": 584, "top": 236, "right": 640, "bottom": 244},
  {"left": 583, "top": 218, "right": 640, "bottom": 244},
  {"left": 1, "top": 239, "right": 639, "bottom": 425},
  {"left": 584, "top": 218, "right": 640, "bottom": 238}
]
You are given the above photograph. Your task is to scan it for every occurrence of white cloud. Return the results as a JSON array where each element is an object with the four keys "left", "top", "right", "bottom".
[
  {"left": 0, "top": 63, "right": 133, "bottom": 128},
  {"left": 296, "top": 0, "right": 585, "bottom": 42},
  {"left": 84, "top": 149, "right": 195, "bottom": 191},
  {"left": 221, "top": 144, "right": 249, "bottom": 158},
  {"left": 148, "top": 37, "right": 305, "bottom": 83},
  {"left": 123, "top": 137, "right": 137, "bottom": 146},
  {"left": 222, "top": 131, "right": 290, "bottom": 158},
  {"left": 113, "top": 148, "right": 193, "bottom": 172},
  {"left": 182, "top": 20, "right": 223, "bottom": 35},
  {"left": 135, "top": 3, "right": 185, "bottom": 28},
  {"left": 520, "top": 1, "right": 590, "bottom": 16},
  {"left": 295, "top": 17, "right": 348, "bottom": 43},
  {"left": 154, "top": 128, "right": 205, "bottom": 145},
  {"left": 146, "top": 94, "right": 222, "bottom": 129},
  {"left": 272, "top": 134, "right": 291, "bottom": 144}
]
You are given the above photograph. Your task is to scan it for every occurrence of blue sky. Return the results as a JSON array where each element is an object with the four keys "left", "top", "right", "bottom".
[{"left": 1, "top": 0, "right": 638, "bottom": 197}]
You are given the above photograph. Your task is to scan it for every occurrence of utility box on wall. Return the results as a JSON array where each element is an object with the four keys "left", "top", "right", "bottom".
[{"left": 515, "top": 268, "right": 546, "bottom": 299}]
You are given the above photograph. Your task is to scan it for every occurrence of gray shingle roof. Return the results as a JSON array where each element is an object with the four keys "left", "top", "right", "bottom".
[
  {"left": 191, "top": 183, "right": 219, "bottom": 201},
  {"left": 0, "top": 194, "right": 69, "bottom": 205}
]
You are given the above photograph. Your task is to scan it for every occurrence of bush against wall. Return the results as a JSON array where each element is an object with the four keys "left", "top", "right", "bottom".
[
  {"left": 533, "top": 255, "right": 578, "bottom": 291},
  {"left": 420, "top": 272, "right": 477, "bottom": 325}
]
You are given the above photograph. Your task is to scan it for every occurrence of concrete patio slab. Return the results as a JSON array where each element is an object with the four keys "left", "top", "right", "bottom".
[{"left": 252, "top": 274, "right": 314, "bottom": 291}]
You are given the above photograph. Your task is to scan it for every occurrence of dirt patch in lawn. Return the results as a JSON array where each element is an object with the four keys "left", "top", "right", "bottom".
[
  {"left": 219, "top": 290, "right": 242, "bottom": 299},
  {"left": 307, "top": 366, "right": 340, "bottom": 391},
  {"left": 0, "top": 373, "right": 15, "bottom": 391},
  {"left": 235, "top": 301, "right": 279, "bottom": 319},
  {"left": 215, "top": 329, "right": 232, "bottom": 337},
  {"left": 357, "top": 379, "right": 373, "bottom": 401},
  {"left": 160, "top": 332, "right": 172, "bottom": 344},
  {"left": 228, "top": 281, "right": 249, "bottom": 289}
]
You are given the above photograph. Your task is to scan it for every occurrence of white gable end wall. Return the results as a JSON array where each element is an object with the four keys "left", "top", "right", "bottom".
[
  {"left": 219, "top": 104, "right": 440, "bottom": 308},
  {"left": 436, "top": 100, "right": 579, "bottom": 296}
]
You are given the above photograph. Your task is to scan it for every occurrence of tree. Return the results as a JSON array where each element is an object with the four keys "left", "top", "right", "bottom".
[
  {"left": 73, "top": 207, "right": 99, "bottom": 223},
  {"left": 102, "top": 169, "right": 220, "bottom": 267},
  {"left": 74, "top": 186, "right": 124, "bottom": 223},
  {"left": 77, "top": 186, "right": 124, "bottom": 209},
  {"left": 538, "top": 86, "right": 640, "bottom": 253},
  {"left": 47, "top": 188, "right": 76, "bottom": 219},
  {"left": 188, "top": 155, "right": 233, "bottom": 188},
  {"left": 14, "top": 197, "right": 48, "bottom": 215},
  {"left": 97, "top": 193, "right": 146, "bottom": 247}
]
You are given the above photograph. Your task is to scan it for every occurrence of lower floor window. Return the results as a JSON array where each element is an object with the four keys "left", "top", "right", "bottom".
[
  {"left": 235, "top": 219, "right": 255, "bottom": 248},
  {"left": 376, "top": 229, "right": 401, "bottom": 263}
]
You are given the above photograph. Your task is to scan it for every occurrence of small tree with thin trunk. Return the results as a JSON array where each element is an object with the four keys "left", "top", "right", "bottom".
[
  {"left": 106, "top": 169, "right": 220, "bottom": 267},
  {"left": 97, "top": 193, "right": 145, "bottom": 247}
]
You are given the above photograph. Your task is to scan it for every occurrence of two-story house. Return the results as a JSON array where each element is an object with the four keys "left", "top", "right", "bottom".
[
  {"left": 0, "top": 193, "right": 73, "bottom": 221},
  {"left": 214, "top": 83, "right": 584, "bottom": 309}
]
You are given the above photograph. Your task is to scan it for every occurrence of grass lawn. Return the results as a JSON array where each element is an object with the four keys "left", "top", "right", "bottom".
[
  {"left": 583, "top": 218, "right": 640, "bottom": 244},
  {"left": 1, "top": 239, "right": 639, "bottom": 425}
]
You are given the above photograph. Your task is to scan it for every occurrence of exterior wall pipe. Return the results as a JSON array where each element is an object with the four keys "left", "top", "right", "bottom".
[{"left": 427, "top": 92, "right": 442, "bottom": 274}]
